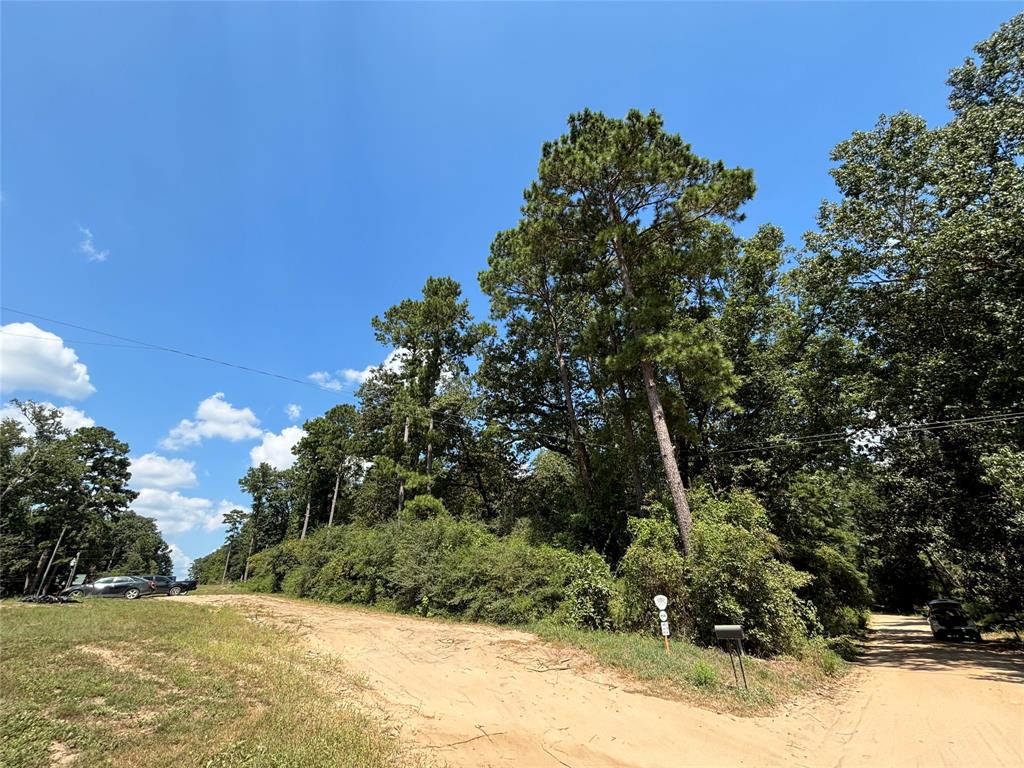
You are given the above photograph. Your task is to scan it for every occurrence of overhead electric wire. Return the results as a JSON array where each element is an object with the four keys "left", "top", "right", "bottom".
[
  {"left": 3, "top": 305, "right": 1020, "bottom": 459},
  {"left": 0, "top": 330, "right": 154, "bottom": 350},
  {"left": 1, "top": 306, "right": 346, "bottom": 395},
  {"left": 706, "top": 411, "right": 1024, "bottom": 456}
]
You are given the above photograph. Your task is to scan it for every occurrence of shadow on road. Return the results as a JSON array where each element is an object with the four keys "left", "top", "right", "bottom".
[{"left": 861, "top": 616, "right": 1024, "bottom": 685}]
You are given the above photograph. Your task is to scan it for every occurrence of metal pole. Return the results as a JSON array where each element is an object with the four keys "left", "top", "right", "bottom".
[
  {"left": 36, "top": 526, "right": 67, "bottom": 596},
  {"left": 728, "top": 649, "right": 739, "bottom": 687},
  {"left": 737, "top": 639, "right": 748, "bottom": 691}
]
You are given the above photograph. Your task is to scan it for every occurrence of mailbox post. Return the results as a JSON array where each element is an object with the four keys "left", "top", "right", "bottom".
[{"left": 714, "top": 624, "right": 748, "bottom": 691}]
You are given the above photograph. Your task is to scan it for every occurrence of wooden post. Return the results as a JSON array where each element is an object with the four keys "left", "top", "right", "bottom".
[{"left": 662, "top": 636, "right": 671, "bottom": 655}]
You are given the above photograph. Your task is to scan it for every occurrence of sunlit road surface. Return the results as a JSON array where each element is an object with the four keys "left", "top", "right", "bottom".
[
  {"left": 786, "top": 613, "right": 1024, "bottom": 768},
  {"left": 190, "top": 597, "right": 1024, "bottom": 767}
]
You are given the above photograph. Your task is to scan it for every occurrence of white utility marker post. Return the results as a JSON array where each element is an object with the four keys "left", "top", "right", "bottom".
[{"left": 654, "top": 594, "right": 671, "bottom": 654}]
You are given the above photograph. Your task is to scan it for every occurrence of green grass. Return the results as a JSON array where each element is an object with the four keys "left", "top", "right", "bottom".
[
  {"left": 530, "top": 622, "right": 848, "bottom": 714},
  {"left": 0, "top": 598, "right": 414, "bottom": 768}
]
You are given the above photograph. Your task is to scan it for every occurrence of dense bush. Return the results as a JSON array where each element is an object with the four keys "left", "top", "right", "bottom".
[
  {"left": 686, "top": 490, "right": 817, "bottom": 655},
  {"left": 247, "top": 514, "right": 614, "bottom": 628},
  {"left": 240, "top": 491, "right": 857, "bottom": 656},
  {"left": 801, "top": 545, "right": 871, "bottom": 636},
  {"left": 245, "top": 539, "right": 306, "bottom": 593},
  {"left": 399, "top": 494, "right": 448, "bottom": 521},
  {"left": 304, "top": 524, "right": 398, "bottom": 604},
  {"left": 615, "top": 508, "right": 688, "bottom": 631},
  {"left": 557, "top": 550, "right": 615, "bottom": 629}
]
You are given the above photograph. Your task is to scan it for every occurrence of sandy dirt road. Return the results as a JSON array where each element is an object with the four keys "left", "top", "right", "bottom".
[{"left": 190, "top": 596, "right": 1023, "bottom": 768}]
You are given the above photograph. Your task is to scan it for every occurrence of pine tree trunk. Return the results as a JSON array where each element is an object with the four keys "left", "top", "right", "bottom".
[
  {"left": 243, "top": 533, "right": 255, "bottom": 582},
  {"left": 547, "top": 308, "right": 595, "bottom": 501},
  {"left": 328, "top": 465, "right": 342, "bottom": 527},
  {"left": 425, "top": 415, "right": 434, "bottom": 483},
  {"left": 397, "top": 415, "right": 410, "bottom": 513},
  {"left": 611, "top": 234, "right": 692, "bottom": 554},
  {"left": 615, "top": 374, "right": 645, "bottom": 514},
  {"left": 638, "top": 359, "right": 693, "bottom": 553},
  {"left": 300, "top": 496, "right": 312, "bottom": 540},
  {"left": 221, "top": 546, "right": 231, "bottom": 584}
]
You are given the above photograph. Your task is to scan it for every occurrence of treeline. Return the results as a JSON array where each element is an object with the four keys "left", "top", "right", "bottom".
[
  {"left": 193, "top": 17, "right": 1023, "bottom": 649},
  {"left": 1, "top": 401, "right": 173, "bottom": 595}
]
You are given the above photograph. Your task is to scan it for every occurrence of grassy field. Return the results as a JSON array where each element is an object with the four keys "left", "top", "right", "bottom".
[
  {"left": 0, "top": 597, "right": 413, "bottom": 768},
  {"left": 531, "top": 621, "right": 848, "bottom": 713}
]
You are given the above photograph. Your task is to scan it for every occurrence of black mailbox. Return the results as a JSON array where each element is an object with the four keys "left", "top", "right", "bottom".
[
  {"left": 714, "top": 624, "right": 744, "bottom": 641},
  {"left": 715, "top": 624, "right": 748, "bottom": 691}
]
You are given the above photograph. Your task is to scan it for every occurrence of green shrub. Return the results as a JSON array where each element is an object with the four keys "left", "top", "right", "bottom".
[
  {"left": 687, "top": 659, "right": 718, "bottom": 688},
  {"left": 802, "top": 638, "right": 847, "bottom": 677},
  {"left": 399, "top": 494, "right": 447, "bottom": 521},
  {"left": 245, "top": 539, "right": 306, "bottom": 593},
  {"left": 391, "top": 518, "right": 566, "bottom": 624},
  {"left": 240, "top": 491, "right": 819, "bottom": 660},
  {"left": 825, "top": 635, "right": 862, "bottom": 661},
  {"left": 616, "top": 508, "right": 688, "bottom": 632},
  {"left": 686, "top": 489, "right": 817, "bottom": 656},
  {"left": 558, "top": 550, "right": 615, "bottom": 629},
  {"left": 801, "top": 545, "right": 872, "bottom": 636},
  {"left": 244, "top": 516, "right": 618, "bottom": 628},
  {"left": 305, "top": 524, "right": 398, "bottom": 605},
  {"left": 280, "top": 565, "right": 311, "bottom": 598}
]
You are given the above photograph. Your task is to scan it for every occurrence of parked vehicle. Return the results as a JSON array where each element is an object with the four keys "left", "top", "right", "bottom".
[
  {"left": 138, "top": 574, "right": 199, "bottom": 596},
  {"left": 928, "top": 599, "right": 983, "bottom": 641},
  {"left": 59, "top": 576, "right": 155, "bottom": 600}
]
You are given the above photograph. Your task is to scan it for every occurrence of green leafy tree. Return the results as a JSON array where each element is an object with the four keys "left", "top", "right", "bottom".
[{"left": 525, "top": 109, "right": 756, "bottom": 553}]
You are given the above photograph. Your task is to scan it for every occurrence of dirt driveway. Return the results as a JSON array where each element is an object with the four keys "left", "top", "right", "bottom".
[{"left": 190, "top": 596, "right": 1023, "bottom": 767}]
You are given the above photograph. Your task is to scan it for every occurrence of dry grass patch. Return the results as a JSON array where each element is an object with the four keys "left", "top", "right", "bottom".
[
  {"left": 529, "top": 621, "right": 849, "bottom": 715},
  {"left": 0, "top": 599, "right": 417, "bottom": 768}
]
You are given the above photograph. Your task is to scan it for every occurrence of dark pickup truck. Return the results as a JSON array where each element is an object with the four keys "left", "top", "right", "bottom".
[{"left": 138, "top": 574, "right": 199, "bottom": 596}]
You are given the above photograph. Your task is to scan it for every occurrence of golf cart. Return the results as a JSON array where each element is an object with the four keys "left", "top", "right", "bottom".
[{"left": 927, "top": 599, "right": 982, "bottom": 641}]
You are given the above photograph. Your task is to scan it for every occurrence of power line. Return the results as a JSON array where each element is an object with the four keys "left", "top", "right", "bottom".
[
  {"left": 0, "top": 330, "right": 153, "bottom": 350},
  {"left": 424, "top": 409, "right": 1024, "bottom": 460},
  {"left": 1, "top": 306, "right": 348, "bottom": 395},
  {"left": 3, "top": 305, "right": 1020, "bottom": 459},
  {"left": 706, "top": 411, "right": 1024, "bottom": 456}
]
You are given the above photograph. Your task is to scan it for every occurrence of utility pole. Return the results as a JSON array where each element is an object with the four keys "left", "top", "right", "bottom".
[
  {"left": 221, "top": 546, "right": 232, "bottom": 584},
  {"left": 36, "top": 526, "right": 67, "bottom": 596}
]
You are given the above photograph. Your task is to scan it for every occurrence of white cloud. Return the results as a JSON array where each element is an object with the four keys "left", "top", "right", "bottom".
[
  {"left": 130, "top": 453, "right": 197, "bottom": 489},
  {"left": 79, "top": 226, "right": 109, "bottom": 263},
  {"left": 308, "top": 348, "right": 408, "bottom": 390},
  {"left": 309, "top": 371, "right": 345, "bottom": 391},
  {"left": 0, "top": 401, "right": 95, "bottom": 433},
  {"left": 285, "top": 403, "right": 302, "bottom": 422},
  {"left": 161, "top": 392, "right": 262, "bottom": 450},
  {"left": 53, "top": 404, "right": 94, "bottom": 431},
  {"left": 250, "top": 425, "right": 305, "bottom": 470},
  {"left": 167, "top": 543, "right": 194, "bottom": 579},
  {"left": 0, "top": 322, "right": 96, "bottom": 399},
  {"left": 131, "top": 489, "right": 245, "bottom": 535}
]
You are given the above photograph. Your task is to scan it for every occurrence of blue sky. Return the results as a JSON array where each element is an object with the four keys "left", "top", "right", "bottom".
[{"left": 2, "top": 2, "right": 1018, "bottom": 575}]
